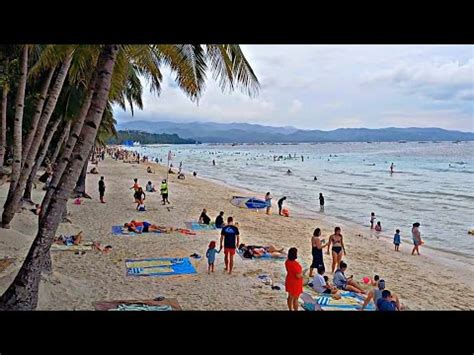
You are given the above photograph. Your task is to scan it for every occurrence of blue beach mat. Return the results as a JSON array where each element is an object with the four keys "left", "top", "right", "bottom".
[
  {"left": 236, "top": 248, "right": 286, "bottom": 261},
  {"left": 112, "top": 225, "right": 163, "bottom": 236},
  {"left": 303, "top": 285, "right": 374, "bottom": 311},
  {"left": 184, "top": 222, "right": 218, "bottom": 231},
  {"left": 125, "top": 257, "right": 197, "bottom": 277}
]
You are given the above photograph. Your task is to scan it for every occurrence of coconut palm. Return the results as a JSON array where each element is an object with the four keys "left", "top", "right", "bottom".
[
  {"left": 0, "top": 44, "right": 259, "bottom": 310},
  {"left": 6, "top": 45, "right": 28, "bottom": 201},
  {"left": 1, "top": 46, "right": 74, "bottom": 228}
]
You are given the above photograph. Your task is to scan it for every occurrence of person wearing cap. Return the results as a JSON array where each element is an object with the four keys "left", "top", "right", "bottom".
[
  {"left": 360, "top": 279, "right": 402, "bottom": 311},
  {"left": 376, "top": 290, "right": 399, "bottom": 311}
]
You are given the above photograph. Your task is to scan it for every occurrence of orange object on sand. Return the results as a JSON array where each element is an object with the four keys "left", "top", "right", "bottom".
[{"left": 282, "top": 208, "right": 290, "bottom": 217}]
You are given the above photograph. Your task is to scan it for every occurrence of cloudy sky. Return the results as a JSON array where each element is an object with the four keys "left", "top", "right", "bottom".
[{"left": 116, "top": 45, "right": 474, "bottom": 132}]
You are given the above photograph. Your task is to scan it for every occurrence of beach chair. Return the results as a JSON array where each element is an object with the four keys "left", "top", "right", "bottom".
[{"left": 300, "top": 292, "right": 322, "bottom": 311}]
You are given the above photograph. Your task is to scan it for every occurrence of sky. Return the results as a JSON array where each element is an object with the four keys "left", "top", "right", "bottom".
[{"left": 116, "top": 45, "right": 474, "bottom": 132}]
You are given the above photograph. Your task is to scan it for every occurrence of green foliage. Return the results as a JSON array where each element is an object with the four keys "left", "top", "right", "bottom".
[{"left": 108, "top": 130, "right": 198, "bottom": 145}]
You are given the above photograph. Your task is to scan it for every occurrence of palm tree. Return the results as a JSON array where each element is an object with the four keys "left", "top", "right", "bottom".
[
  {"left": 1, "top": 47, "right": 74, "bottom": 228},
  {"left": 6, "top": 45, "right": 28, "bottom": 201},
  {"left": 0, "top": 53, "right": 10, "bottom": 169},
  {"left": 0, "top": 44, "right": 259, "bottom": 310}
]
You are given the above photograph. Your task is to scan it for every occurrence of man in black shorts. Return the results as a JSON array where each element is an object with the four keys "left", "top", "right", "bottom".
[
  {"left": 277, "top": 196, "right": 287, "bottom": 215},
  {"left": 220, "top": 217, "right": 240, "bottom": 274},
  {"left": 98, "top": 176, "right": 106, "bottom": 203}
]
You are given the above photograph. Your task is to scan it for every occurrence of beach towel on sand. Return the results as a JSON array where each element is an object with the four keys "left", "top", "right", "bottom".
[
  {"left": 112, "top": 225, "right": 163, "bottom": 236},
  {"left": 302, "top": 285, "right": 374, "bottom": 311},
  {"left": 125, "top": 257, "right": 197, "bottom": 277},
  {"left": 236, "top": 248, "right": 286, "bottom": 261},
  {"left": 50, "top": 242, "right": 94, "bottom": 252},
  {"left": 94, "top": 298, "right": 181, "bottom": 311},
  {"left": 185, "top": 222, "right": 218, "bottom": 231}
]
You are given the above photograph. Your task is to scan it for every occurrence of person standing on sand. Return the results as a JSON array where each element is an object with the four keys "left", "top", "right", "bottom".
[
  {"left": 130, "top": 178, "right": 139, "bottom": 191},
  {"left": 411, "top": 222, "right": 422, "bottom": 255},
  {"left": 220, "top": 216, "right": 240, "bottom": 274},
  {"left": 370, "top": 212, "right": 376, "bottom": 229},
  {"left": 393, "top": 229, "right": 401, "bottom": 251},
  {"left": 319, "top": 193, "right": 325, "bottom": 211},
  {"left": 285, "top": 247, "right": 303, "bottom": 311},
  {"left": 309, "top": 228, "right": 328, "bottom": 277},
  {"left": 326, "top": 227, "right": 346, "bottom": 273},
  {"left": 98, "top": 176, "right": 106, "bottom": 203},
  {"left": 265, "top": 192, "right": 272, "bottom": 215},
  {"left": 277, "top": 196, "right": 287, "bottom": 215},
  {"left": 160, "top": 179, "right": 170, "bottom": 205}
]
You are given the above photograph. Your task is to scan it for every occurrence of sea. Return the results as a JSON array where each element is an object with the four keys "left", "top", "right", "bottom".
[{"left": 126, "top": 141, "right": 474, "bottom": 266}]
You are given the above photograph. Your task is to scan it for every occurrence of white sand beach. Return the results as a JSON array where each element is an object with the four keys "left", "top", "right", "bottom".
[{"left": 1, "top": 157, "right": 473, "bottom": 310}]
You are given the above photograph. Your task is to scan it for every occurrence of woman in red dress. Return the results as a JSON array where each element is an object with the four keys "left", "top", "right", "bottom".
[{"left": 285, "top": 247, "right": 304, "bottom": 311}]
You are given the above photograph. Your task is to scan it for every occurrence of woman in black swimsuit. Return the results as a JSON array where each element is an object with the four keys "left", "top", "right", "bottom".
[
  {"left": 327, "top": 226, "right": 346, "bottom": 273},
  {"left": 309, "top": 228, "right": 328, "bottom": 277}
]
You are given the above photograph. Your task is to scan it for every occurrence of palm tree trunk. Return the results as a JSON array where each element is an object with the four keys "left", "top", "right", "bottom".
[
  {"left": 41, "top": 73, "right": 96, "bottom": 213},
  {"left": 73, "top": 157, "right": 91, "bottom": 199},
  {"left": 0, "top": 57, "right": 9, "bottom": 169},
  {"left": 21, "top": 67, "right": 55, "bottom": 165},
  {"left": 49, "top": 120, "right": 71, "bottom": 166},
  {"left": 1, "top": 53, "right": 73, "bottom": 228},
  {"left": 0, "top": 45, "right": 118, "bottom": 310},
  {"left": 23, "top": 116, "right": 62, "bottom": 203},
  {"left": 6, "top": 45, "right": 28, "bottom": 201}
]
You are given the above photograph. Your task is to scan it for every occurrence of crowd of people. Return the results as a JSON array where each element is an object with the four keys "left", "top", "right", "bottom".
[{"left": 93, "top": 147, "right": 414, "bottom": 312}]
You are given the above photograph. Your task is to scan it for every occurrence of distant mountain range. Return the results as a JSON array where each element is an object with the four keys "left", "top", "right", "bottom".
[{"left": 117, "top": 120, "right": 474, "bottom": 143}]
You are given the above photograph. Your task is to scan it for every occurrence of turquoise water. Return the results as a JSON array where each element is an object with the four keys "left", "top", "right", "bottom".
[{"left": 129, "top": 141, "right": 474, "bottom": 261}]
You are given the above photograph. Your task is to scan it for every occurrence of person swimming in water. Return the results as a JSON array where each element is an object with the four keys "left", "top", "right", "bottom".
[{"left": 287, "top": 169, "right": 292, "bottom": 175}]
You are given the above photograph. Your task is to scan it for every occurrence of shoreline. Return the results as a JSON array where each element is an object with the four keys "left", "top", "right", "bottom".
[
  {"left": 165, "top": 160, "right": 474, "bottom": 272},
  {"left": 1, "top": 155, "right": 473, "bottom": 310}
]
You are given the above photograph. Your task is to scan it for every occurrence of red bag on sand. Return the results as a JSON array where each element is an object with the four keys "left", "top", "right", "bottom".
[{"left": 282, "top": 208, "right": 290, "bottom": 217}]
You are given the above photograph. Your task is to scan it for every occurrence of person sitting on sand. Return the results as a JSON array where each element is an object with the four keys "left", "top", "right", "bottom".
[
  {"left": 54, "top": 231, "right": 84, "bottom": 246},
  {"left": 134, "top": 187, "right": 146, "bottom": 210},
  {"left": 147, "top": 166, "right": 153, "bottom": 174},
  {"left": 145, "top": 181, "right": 156, "bottom": 192},
  {"left": 123, "top": 221, "right": 165, "bottom": 233},
  {"left": 168, "top": 168, "right": 175, "bottom": 174},
  {"left": 238, "top": 243, "right": 285, "bottom": 258},
  {"left": 177, "top": 173, "right": 185, "bottom": 180},
  {"left": 376, "top": 290, "right": 399, "bottom": 311},
  {"left": 31, "top": 204, "right": 42, "bottom": 216},
  {"left": 375, "top": 221, "right": 382, "bottom": 232},
  {"left": 310, "top": 266, "right": 341, "bottom": 299},
  {"left": 199, "top": 208, "right": 211, "bottom": 225},
  {"left": 333, "top": 261, "right": 366, "bottom": 295},
  {"left": 90, "top": 166, "right": 99, "bottom": 174},
  {"left": 215, "top": 211, "right": 225, "bottom": 228},
  {"left": 360, "top": 279, "right": 402, "bottom": 311}
]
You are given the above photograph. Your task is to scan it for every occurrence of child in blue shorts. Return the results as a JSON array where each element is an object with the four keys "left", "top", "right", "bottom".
[
  {"left": 393, "top": 229, "right": 401, "bottom": 251},
  {"left": 206, "top": 241, "right": 221, "bottom": 274}
]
